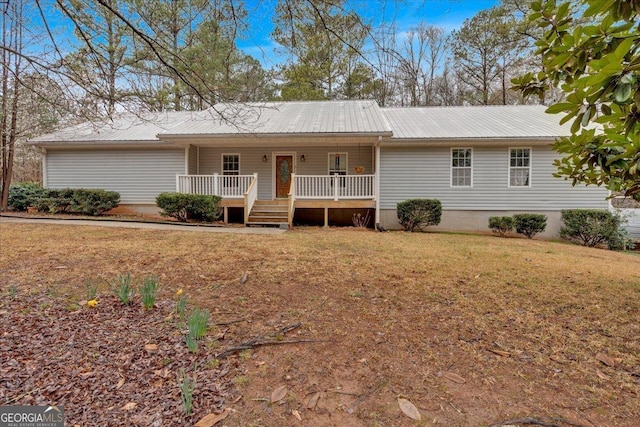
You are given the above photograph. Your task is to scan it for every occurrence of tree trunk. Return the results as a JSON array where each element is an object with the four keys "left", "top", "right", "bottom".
[{"left": 1, "top": 0, "right": 21, "bottom": 211}]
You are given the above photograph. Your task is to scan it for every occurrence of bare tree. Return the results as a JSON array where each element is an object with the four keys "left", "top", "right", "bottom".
[{"left": 1, "top": 0, "right": 24, "bottom": 210}]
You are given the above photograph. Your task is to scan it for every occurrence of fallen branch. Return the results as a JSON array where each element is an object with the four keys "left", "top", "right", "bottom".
[
  {"left": 213, "top": 319, "right": 246, "bottom": 326},
  {"left": 217, "top": 339, "right": 326, "bottom": 358},
  {"left": 216, "top": 322, "right": 326, "bottom": 359},
  {"left": 488, "top": 417, "right": 586, "bottom": 427}
]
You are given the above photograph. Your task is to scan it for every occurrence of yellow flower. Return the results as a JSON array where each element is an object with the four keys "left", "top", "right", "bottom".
[
  {"left": 176, "top": 288, "right": 184, "bottom": 296},
  {"left": 87, "top": 299, "right": 98, "bottom": 308}
]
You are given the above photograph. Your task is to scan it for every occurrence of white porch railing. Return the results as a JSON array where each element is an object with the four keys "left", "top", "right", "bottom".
[
  {"left": 293, "top": 174, "right": 375, "bottom": 200},
  {"left": 288, "top": 174, "right": 296, "bottom": 227},
  {"left": 244, "top": 173, "right": 259, "bottom": 223},
  {"left": 176, "top": 174, "right": 255, "bottom": 198}
]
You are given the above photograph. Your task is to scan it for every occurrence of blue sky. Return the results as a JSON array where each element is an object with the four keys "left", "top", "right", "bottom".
[
  {"left": 35, "top": 0, "right": 499, "bottom": 69},
  {"left": 237, "top": 0, "right": 499, "bottom": 67}
]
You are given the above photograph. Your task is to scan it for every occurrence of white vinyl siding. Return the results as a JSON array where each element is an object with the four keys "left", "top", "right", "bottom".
[
  {"left": 451, "top": 148, "right": 472, "bottom": 187},
  {"left": 509, "top": 148, "right": 531, "bottom": 187},
  {"left": 188, "top": 145, "right": 198, "bottom": 174},
  {"left": 379, "top": 145, "right": 609, "bottom": 210},
  {"left": 46, "top": 148, "right": 185, "bottom": 204}
]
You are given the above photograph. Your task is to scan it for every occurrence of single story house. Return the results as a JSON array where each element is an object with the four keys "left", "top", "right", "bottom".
[{"left": 29, "top": 100, "right": 615, "bottom": 237}]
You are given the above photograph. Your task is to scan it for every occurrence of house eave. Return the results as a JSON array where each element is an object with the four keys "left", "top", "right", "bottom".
[
  {"left": 159, "top": 132, "right": 394, "bottom": 147},
  {"left": 381, "top": 137, "right": 559, "bottom": 147},
  {"left": 27, "top": 140, "right": 182, "bottom": 149}
]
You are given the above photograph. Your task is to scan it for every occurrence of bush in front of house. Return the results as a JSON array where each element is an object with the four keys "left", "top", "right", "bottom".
[
  {"left": 156, "top": 192, "right": 221, "bottom": 222},
  {"left": 513, "top": 213, "right": 547, "bottom": 239},
  {"left": 396, "top": 199, "right": 442, "bottom": 232},
  {"left": 72, "top": 189, "right": 121, "bottom": 215},
  {"left": 560, "top": 209, "right": 635, "bottom": 250},
  {"left": 34, "top": 188, "right": 120, "bottom": 215},
  {"left": 488, "top": 216, "right": 514, "bottom": 237},
  {"left": 8, "top": 182, "right": 48, "bottom": 211}
]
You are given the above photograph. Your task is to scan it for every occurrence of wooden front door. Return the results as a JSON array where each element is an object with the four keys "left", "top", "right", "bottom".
[{"left": 275, "top": 155, "right": 293, "bottom": 198}]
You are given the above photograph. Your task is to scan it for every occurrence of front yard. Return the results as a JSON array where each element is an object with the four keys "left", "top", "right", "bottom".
[{"left": 0, "top": 224, "right": 638, "bottom": 426}]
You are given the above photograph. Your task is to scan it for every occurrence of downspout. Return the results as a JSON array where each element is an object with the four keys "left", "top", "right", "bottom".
[
  {"left": 375, "top": 136, "right": 381, "bottom": 228},
  {"left": 42, "top": 148, "right": 48, "bottom": 188}
]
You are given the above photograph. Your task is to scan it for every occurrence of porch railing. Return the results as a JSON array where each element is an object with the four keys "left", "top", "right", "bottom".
[
  {"left": 244, "top": 173, "right": 259, "bottom": 223},
  {"left": 294, "top": 174, "right": 375, "bottom": 200},
  {"left": 176, "top": 174, "right": 255, "bottom": 198},
  {"left": 288, "top": 174, "right": 297, "bottom": 227}
]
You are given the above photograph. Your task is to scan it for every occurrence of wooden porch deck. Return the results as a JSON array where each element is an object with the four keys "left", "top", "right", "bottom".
[
  {"left": 179, "top": 173, "right": 377, "bottom": 227},
  {"left": 220, "top": 197, "right": 375, "bottom": 227}
]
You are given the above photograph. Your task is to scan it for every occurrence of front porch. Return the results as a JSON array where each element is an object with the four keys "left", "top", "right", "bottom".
[{"left": 176, "top": 173, "right": 376, "bottom": 227}]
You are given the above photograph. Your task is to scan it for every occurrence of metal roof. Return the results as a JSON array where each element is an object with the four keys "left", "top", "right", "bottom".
[
  {"left": 381, "top": 105, "right": 570, "bottom": 140},
  {"left": 30, "top": 102, "right": 573, "bottom": 145},
  {"left": 30, "top": 111, "right": 195, "bottom": 143},
  {"left": 161, "top": 101, "right": 392, "bottom": 136}
]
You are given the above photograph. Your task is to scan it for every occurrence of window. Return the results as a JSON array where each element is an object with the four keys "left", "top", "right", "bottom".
[
  {"left": 222, "top": 154, "right": 239, "bottom": 175},
  {"left": 509, "top": 148, "right": 531, "bottom": 187},
  {"left": 451, "top": 148, "right": 472, "bottom": 187},
  {"left": 329, "top": 153, "right": 347, "bottom": 175}
]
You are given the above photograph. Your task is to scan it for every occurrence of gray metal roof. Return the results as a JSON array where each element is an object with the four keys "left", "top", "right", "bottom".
[
  {"left": 381, "top": 105, "right": 570, "bottom": 140},
  {"left": 30, "top": 111, "right": 195, "bottom": 143},
  {"left": 161, "top": 101, "right": 392, "bottom": 136},
  {"left": 30, "top": 102, "right": 572, "bottom": 145}
]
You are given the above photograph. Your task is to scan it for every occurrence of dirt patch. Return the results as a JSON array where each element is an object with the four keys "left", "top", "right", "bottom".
[{"left": 1, "top": 224, "right": 639, "bottom": 426}]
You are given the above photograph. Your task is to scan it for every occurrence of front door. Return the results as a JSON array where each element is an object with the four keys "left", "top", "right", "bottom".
[{"left": 275, "top": 155, "right": 293, "bottom": 198}]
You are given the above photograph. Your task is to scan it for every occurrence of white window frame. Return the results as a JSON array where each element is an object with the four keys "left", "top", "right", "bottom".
[
  {"left": 450, "top": 148, "right": 473, "bottom": 188},
  {"left": 328, "top": 152, "right": 348, "bottom": 176},
  {"left": 508, "top": 147, "right": 532, "bottom": 188},
  {"left": 221, "top": 153, "right": 240, "bottom": 176}
]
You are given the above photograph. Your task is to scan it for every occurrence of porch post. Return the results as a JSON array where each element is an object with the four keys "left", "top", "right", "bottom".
[
  {"left": 184, "top": 146, "right": 189, "bottom": 174},
  {"left": 213, "top": 173, "right": 219, "bottom": 196},
  {"left": 333, "top": 174, "right": 339, "bottom": 201},
  {"left": 374, "top": 138, "right": 381, "bottom": 226}
]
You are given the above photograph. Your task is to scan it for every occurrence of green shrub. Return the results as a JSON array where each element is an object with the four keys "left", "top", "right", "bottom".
[
  {"left": 396, "top": 199, "right": 442, "bottom": 232},
  {"left": 28, "top": 188, "right": 119, "bottom": 215},
  {"left": 33, "top": 189, "right": 73, "bottom": 214},
  {"left": 560, "top": 209, "right": 634, "bottom": 250},
  {"left": 8, "top": 182, "right": 47, "bottom": 211},
  {"left": 156, "top": 192, "right": 221, "bottom": 222},
  {"left": 488, "top": 216, "right": 514, "bottom": 237},
  {"left": 513, "top": 213, "right": 547, "bottom": 239},
  {"left": 606, "top": 229, "right": 636, "bottom": 251},
  {"left": 71, "top": 189, "right": 120, "bottom": 215}
]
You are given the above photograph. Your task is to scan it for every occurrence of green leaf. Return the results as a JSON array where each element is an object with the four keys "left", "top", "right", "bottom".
[
  {"left": 620, "top": 73, "right": 636, "bottom": 85},
  {"left": 614, "top": 83, "right": 633, "bottom": 103},
  {"left": 581, "top": 106, "right": 592, "bottom": 127},
  {"left": 546, "top": 103, "right": 575, "bottom": 114},
  {"left": 611, "top": 37, "right": 635, "bottom": 62}
]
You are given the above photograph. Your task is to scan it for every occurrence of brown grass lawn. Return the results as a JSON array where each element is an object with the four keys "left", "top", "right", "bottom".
[{"left": 1, "top": 223, "right": 639, "bottom": 427}]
